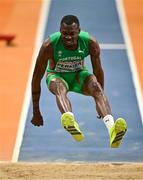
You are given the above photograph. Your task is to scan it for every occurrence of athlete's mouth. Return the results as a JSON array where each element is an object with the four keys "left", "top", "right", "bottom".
[
  {"left": 65, "top": 40, "right": 73, "bottom": 45},
  {"left": 65, "top": 40, "right": 72, "bottom": 44}
]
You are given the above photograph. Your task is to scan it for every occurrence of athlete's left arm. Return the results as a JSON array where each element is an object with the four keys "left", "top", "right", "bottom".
[{"left": 89, "top": 36, "right": 104, "bottom": 89}]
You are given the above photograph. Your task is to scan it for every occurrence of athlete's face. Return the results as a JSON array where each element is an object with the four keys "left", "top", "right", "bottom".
[{"left": 60, "top": 22, "right": 80, "bottom": 50}]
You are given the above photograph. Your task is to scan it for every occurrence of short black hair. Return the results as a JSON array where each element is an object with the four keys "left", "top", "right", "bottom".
[{"left": 60, "top": 15, "right": 80, "bottom": 26}]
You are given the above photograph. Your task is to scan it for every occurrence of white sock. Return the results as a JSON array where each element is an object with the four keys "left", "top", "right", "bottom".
[
  {"left": 103, "top": 114, "right": 114, "bottom": 131},
  {"left": 64, "top": 112, "right": 74, "bottom": 116}
]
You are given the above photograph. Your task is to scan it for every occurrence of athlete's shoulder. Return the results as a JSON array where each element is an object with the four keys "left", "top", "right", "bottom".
[
  {"left": 78, "top": 30, "right": 90, "bottom": 40},
  {"left": 89, "top": 36, "right": 100, "bottom": 56},
  {"left": 49, "top": 32, "right": 61, "bottom": 43},
  {"left": 50, "top": 31, "right": 61, "bottom": 38},
  {"left": 41, "top": 38, "right": 52, "bottom": 50}
]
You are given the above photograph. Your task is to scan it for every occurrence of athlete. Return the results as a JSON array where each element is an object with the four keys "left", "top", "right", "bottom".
[{"left": 31, "top": 15, "right": 127, "bottom": 148}]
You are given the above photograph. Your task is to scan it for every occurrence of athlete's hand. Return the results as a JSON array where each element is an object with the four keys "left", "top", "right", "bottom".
[
  {"left": 31, "top": 113, "right": 44, "bottom": 127},
  {"left": 96, "top": 106, "right": 102, "bottom": 119}
]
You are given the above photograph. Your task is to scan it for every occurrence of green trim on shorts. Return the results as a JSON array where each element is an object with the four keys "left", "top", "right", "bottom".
[{"left": 46, "top": 70, "right": 92, "bottom": 94}]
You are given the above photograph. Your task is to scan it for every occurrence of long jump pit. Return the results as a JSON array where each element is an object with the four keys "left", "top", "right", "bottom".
[{"left": 0, "top": 162, "right": 143, "bottom": 180}]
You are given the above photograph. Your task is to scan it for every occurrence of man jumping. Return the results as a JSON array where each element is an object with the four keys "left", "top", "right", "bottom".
[{"left": 31, "top": 15, "right": 127, "bottom": 148}]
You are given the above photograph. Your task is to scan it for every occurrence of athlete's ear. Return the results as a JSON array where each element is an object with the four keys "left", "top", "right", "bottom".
[
  {"left": 78, "top": 27, "right": 81, "bottom": 33},
  {"left": 60, "top": 23, "right": 63, "bottom": 32}
]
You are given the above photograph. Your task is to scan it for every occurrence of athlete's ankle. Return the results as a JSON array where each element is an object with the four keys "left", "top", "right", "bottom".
[
  {"left": 103, "top": 114, "right": 114, "bottom": 131},
  {"left": 63, "top": 111, "right": 74, "bottom": 116}
]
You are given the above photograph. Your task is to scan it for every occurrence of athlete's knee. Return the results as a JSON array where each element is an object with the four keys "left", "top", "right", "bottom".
[
  {"left": 91, "top": 81, "right": 103, "bottom": 97},
  {"left": 49, "top": 79, "right": 67, "bottom": 95},
  {"left": 84, "top": 76, "right": 103, "bottom": 97}
]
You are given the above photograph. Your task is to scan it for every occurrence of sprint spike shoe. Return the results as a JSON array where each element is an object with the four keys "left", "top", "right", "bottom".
[
  {"left": 61, "top": 112, "right": 84, "bottom": 142},
  {"left": 109, "top": 118, "right": 127, "bottom": 148}
]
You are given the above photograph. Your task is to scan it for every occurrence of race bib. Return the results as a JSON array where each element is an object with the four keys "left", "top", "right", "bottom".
[{"left": 55, "top": 60, "right": 84, "bottom": 72}]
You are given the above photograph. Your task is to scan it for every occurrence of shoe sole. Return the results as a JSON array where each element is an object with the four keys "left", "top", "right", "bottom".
[
  {"left": 61, "top": 113, "right": 84, "bottom": 142},
  {"left": 110, "top": 118, "right": 127, "bottom": 148}
]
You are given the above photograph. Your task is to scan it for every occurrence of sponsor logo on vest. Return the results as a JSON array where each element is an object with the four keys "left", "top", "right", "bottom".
[
  {"left": 58, "top": 51, "right": 62, "bottom": 57},
  {"left": 58, "top": 56, "right": 82, "bottom": 62}
]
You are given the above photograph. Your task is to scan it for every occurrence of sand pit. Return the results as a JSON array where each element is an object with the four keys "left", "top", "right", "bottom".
[{"left": 0, "top": 162, "right": 143, "bottom": 180}]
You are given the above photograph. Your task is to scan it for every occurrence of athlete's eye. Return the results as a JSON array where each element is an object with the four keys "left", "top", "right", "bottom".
[
  {"left": 62, "top": 32, "right": 68, "bottom": 36},
  {"left": 62, "top": 31, "right": 75, "bottom": 37},
  {"left": 70, "top": 33, "right": 75, "bottom": 36}
]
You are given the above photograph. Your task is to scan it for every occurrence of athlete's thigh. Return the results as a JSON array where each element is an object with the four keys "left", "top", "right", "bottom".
[
  {"left": 46, "top": 73, "right": 69, "bottom": 94},
  {"left": 72, "top": 70, "right": 92, "bottom": 94}
]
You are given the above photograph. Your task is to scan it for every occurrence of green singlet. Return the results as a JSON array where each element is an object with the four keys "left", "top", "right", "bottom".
[{"left": 46, "top": 31, "right": 92, "bottom": 94}]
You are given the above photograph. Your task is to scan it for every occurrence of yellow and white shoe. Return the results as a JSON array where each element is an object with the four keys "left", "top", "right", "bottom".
[
  {"left": 61, "top": 112, "right": 84, "bottom": 142},
  {"left": 109, "top": 118, "right": 127, "bottom": 148}
]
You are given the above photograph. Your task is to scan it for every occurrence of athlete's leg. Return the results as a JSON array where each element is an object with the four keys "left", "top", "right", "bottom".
[
  {"left": 49, "top": 77, "right": 84, "bottom": 142},
  {"left": 82, "top": 75, "right": 127, "bottom": 148},
  {"left": 48, "top": 78, "right": 72, "bottom": 113}
]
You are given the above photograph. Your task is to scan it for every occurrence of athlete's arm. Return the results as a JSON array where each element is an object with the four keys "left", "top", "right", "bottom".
[
  {"left": 31, "top": 39, "right": 53, "bottom": 126},
  {"left": 89, "top": 36, "right": 104, "bottom": 89}
]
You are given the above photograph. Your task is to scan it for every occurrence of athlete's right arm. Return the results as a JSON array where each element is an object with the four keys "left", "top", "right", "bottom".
[{"left": 31, "top": 39, "right": 53, "bottom": 126}]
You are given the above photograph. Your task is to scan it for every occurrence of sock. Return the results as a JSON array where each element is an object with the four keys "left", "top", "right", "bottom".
[
  {"left": 103, "top": 114, "right": 114, "bottom": 131},
  {"left": 65, "top": 112, "right": 74, "bottom": 116}
]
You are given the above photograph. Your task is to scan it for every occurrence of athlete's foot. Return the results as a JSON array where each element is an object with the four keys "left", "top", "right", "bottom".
[
  {"left": 109, "top": 118, "right": 127, "bottom": 148},
  {"left": 61, "top": 112, "right": 84, "bottom": 142}
]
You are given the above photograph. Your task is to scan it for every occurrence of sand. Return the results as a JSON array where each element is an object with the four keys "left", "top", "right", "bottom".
[{"left": 0, "top": 162, "right": 143, "bottom": 180}]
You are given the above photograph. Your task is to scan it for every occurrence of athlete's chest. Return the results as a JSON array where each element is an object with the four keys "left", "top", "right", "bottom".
[{"left": 53, "top": 40, "right": 88, "bottom": 72}]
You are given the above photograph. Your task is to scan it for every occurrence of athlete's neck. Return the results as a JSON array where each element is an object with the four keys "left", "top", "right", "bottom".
[{"left": 62, "top": 41, "right": 78, "bottom": 50}]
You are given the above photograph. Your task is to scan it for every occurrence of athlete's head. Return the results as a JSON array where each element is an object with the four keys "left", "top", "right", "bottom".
[
  {"left": 60, "top": 15, "right": 80, "bottom": 27},
  {"left": 60, "top": 15, "right": 80, "bottom": 49}
]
